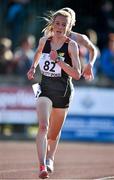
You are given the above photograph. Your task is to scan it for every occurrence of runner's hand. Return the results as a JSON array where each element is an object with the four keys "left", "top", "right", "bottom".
[
  {"left": 27, "top": 67, "right": 36, "bottom": 80},
  {"left": 82, "top": 63, "right": 94, "bottom": 81},
  {"left": 50, "top": 50, "right": 58, "bottom": 61}
]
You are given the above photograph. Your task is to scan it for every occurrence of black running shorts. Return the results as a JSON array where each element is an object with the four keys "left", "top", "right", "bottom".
[{"left": 39, "top": 76, "right": 74, "bottom": 108}]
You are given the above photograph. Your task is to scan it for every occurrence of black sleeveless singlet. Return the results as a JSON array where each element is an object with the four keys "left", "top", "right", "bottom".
[{"left": 39, "top": 38, "right": 74, "bottom": 108}]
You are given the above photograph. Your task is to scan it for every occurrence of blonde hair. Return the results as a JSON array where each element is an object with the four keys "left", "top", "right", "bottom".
[
  {"left": 43, "top": 9, "right": 73, "bottom": 37},
  {"left": 62, "top": 7, "right": 76, "bottom": 27}
]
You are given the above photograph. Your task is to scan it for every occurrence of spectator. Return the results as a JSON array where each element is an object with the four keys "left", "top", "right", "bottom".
[
  {"left": 96, "top": 0, "right": 114, "bottom": 50},
  {"left": 0, "top": 37, "right": 14, "bottom": 74},
  {"left": 13, "top": 34, "right": 36, "bottom": 76},
  {"left": 5, "top": 0, "right": 30, "bottom": 49},
  {"left": 100, "top": 33, "right": 114, "bottom": 82}
]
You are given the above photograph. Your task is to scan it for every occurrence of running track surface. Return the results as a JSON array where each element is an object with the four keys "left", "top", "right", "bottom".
[{"left": 0, "top": 141, "right": 114, "bottom": 180}]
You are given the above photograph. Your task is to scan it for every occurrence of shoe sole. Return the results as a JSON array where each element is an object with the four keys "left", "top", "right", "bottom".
[{"left": 39, "top": 171, "right": 49, "bottom": 179}]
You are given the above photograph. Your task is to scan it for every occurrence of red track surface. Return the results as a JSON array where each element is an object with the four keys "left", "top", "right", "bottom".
[{"left": 0, "top": 141, "right": 114, "bottom": 180}]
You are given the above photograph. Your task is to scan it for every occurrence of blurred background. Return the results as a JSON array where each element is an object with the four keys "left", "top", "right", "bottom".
[{"left": 0, "top": 0, "right": 114, "bottom": 142}]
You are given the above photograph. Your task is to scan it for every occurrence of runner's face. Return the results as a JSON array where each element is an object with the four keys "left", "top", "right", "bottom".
[{"left": 52, "top": 15, "right": 70, "bottom": 37}]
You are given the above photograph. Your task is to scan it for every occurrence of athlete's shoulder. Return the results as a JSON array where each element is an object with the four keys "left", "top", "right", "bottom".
[
  {"left": 69, "top": 31, "right": 77, "bottom": 41},
  {"left": 72, "top": 32, "right": 88, "bottom": 41},
  {"left": 69, "top": 31, "right": 86, "bottom": 42},
  {"left": 39, "top": 36, "right": 48, "bottom": 45},
  {"left": 68, "top": 38, "right": 78, "bottom": 54},
  {"left": 68, "top": 37, "right": 78, "bottom": 47}
]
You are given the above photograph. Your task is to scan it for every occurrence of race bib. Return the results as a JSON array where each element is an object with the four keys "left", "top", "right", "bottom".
[{"left": 39, "top": 53, "right": 65, "bottom": 77}]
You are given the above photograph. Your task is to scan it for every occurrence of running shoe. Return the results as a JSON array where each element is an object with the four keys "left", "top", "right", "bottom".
[
  {"left": 39, "top": 165, "right": 49, "bottom": 179},
  {"left": 46, "top": 159, "right": 54, "bottom": 173}
]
